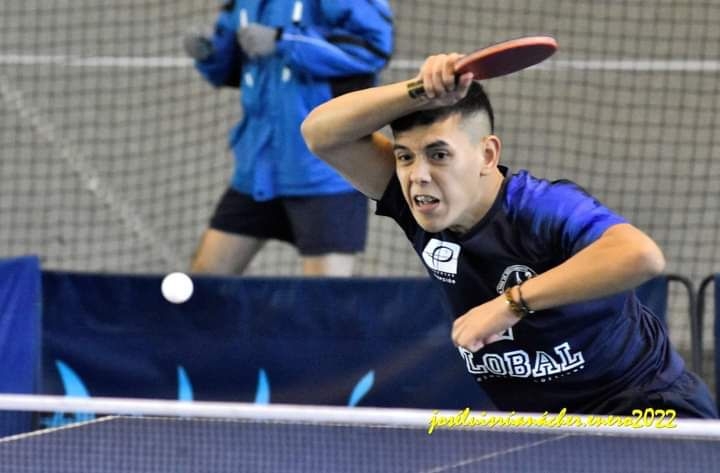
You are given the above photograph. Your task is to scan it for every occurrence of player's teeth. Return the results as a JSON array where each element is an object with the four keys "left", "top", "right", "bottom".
[{"left": 415, "top": 195, "right": 437, "bottom": 204}]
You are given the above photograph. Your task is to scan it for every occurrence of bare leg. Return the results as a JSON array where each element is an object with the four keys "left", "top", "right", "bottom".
[
  {"left": 301, "top": 253, "right": 356, "bottom": 277},
  {"left": 191, "top": 228, "right": 265, "bottom": 275}
]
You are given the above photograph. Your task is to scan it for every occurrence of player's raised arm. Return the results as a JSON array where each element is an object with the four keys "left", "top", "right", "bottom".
[{"left": 301, "top": 53, "right": 474, "bottom": 200}]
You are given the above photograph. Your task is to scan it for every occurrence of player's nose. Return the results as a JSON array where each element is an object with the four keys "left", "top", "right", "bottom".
[{"left": 409, "top": 159, "right": 431, "bottom": 184}]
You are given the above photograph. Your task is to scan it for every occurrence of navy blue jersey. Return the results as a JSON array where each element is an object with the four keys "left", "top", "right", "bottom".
[{"left": 376, "top": 167, "right": 685, "bottom": 413}]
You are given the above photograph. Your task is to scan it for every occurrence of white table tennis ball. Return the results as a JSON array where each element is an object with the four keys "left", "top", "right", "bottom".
[{"left": 161, "top": 272, "right": 194, "bottom": 304}]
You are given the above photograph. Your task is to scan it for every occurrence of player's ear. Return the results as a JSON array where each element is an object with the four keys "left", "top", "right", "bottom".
[{"left": 480, "top": 134, "right": 501, "bottom": 174}]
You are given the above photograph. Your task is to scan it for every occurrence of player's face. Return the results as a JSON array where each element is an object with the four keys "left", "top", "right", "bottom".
[{"left": 393, "top": 114, "right": 499, "bottom": 234}]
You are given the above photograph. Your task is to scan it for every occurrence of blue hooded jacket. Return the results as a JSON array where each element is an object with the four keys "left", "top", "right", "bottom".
[{"left": 195, "top": 0, "right": 393, "bottom": 200}]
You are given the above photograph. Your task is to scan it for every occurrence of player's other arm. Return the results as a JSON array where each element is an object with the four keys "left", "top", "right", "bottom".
[
  {"left": 302, "top": 53, "right": 473, "bottom": 199},
  {"left": 451, "top": 222, "right": 665, "bottom": 352},
  {"left": 519, "top": 222, "right": 665, "bottom": 311}
]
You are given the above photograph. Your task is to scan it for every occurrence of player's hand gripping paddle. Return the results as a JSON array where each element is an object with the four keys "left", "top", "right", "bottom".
[{"left": 407, "top": 36, "right": 558, "bottom": 99}]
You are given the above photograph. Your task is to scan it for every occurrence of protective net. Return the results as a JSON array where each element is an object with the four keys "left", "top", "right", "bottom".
[{"left": 1, "top": 2, "right": 719, "bottom": 350}]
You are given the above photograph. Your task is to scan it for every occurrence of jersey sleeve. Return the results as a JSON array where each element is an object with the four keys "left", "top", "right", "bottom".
[{"left": 511, "top": 175, "right": 627, "bottom": 257}]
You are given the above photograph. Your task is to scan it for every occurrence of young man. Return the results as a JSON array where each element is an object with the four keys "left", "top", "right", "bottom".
[
  {"left": 183, "top": 0, "right": 393, "bottom": 276},
  {"left": 301, "top": 53, "right": 717, "bottom": 416}
]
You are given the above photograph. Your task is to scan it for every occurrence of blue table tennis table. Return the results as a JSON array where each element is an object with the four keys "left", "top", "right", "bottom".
[{"left": 1, "top": 414, "right": 719, "bottom": 472}]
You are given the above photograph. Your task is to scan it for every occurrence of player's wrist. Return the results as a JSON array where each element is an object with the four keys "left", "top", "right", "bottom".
[
  {"left": 503, "top": 285, "right": 534, "bottom": 319},
  {"left": 406, "top": 78, "right": 426, "bottom": 99},
  {"left": 516, "top": 281, "right": 535, "bottom": 316},
  {"left": 403, "top": 79, "right": 439, "bottom": 111}
]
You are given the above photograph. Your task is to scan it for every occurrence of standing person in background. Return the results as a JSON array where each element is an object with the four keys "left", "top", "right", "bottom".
[{"left": 183, "top": 0, "right": 393, "bottom": 276}]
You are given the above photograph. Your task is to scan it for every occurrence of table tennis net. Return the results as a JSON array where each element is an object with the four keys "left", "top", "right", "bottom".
[{"left": 1, "top": 394, "right": 719, "bottom": 473}]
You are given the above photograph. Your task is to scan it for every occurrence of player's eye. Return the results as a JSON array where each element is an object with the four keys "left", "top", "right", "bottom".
[
  {"left": 395, "top": 153, "right": 412, "bottom": 163},
  {"left": 430, "top": 150, "right": 449, "bottom": 161}
]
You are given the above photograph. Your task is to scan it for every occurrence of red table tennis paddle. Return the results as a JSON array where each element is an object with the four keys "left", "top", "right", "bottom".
[{"left": 407, "top": 36, "right": 558, "bottom": 99}]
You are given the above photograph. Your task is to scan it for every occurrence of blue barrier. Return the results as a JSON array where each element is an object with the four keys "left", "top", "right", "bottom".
[
  {"left": 0, "top": 255, "right": 42, "bottom": 435},
  {"left": 2, "top": 265, "right": 693, "bottom": 433},
  {"left": 41, "top": 273, "right": 490, "bottom": 413}
]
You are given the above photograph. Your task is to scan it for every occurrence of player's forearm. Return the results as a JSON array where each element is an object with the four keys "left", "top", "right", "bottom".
[
  {"left": 517, "top": 224, "right": 666, "bottom": 311},
  {"left": 302, "top": 80, "right": 424, "bottom": 153}
]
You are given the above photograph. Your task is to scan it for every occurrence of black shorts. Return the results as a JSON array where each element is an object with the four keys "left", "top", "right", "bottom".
[
  {"left": 594, "top": 370, "right": 718, "bottom": 418},
  {"left": 209, "top": 188, "right": 368, "bottom": 255}
]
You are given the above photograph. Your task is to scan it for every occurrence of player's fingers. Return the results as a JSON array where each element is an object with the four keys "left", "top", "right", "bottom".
[
  {"left": 451, "top": 324, "right": 460, "bottom": 347},
  {"left": 443, "top": 53, "right": 464, "bottom": 88},
  {"left": 462, "top": 332, "right": 503, "bottom": 352},
  {"left": 420, "top": 54, "right": 449, "bottom": 98},
  {"left": 437, "top": 54, "right": 458, "bottom": 93},
  {"left": 451, "top": 313, "right": 466, "bottom": 335},
  {"left": 454, "top": 327, "right": 485, "bottom": 352},
  {"left": 466, "top": 339, "right": 485, "bottom": 352},
  {"left": 453, "top": 314, "right": 498, "bottom": 352},
  {"left": 437, "top": 53, "right": 461, "bottom": 95},
  {"left": 450, "top": 317, "right": 466, "bottom": 347},
  {"left": 455, "top": 71, "right": 474, "bottom": 94},
  {"left": 423, "top": 55, "right": 443, "bottom": 99},
  {"left": 412, "top": 60, "right": 429, "bottom": 98},
  {"left": 448, "top": 53, "right": 465, "bottom": 63},
  {"left": 452, "top": 317, "right": 479, "bottom": 350}
]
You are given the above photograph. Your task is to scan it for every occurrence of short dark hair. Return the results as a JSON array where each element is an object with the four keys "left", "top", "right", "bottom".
[{"left": 390, "top": 82, "right": 495, "bottom": 134}]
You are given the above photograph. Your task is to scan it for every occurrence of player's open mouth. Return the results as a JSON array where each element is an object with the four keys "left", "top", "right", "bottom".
[{"left": 413, "top": 194, "right": 440, "bottom": 209}]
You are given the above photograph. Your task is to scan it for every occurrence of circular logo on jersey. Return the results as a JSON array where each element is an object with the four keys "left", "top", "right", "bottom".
[{"left": 496, "top": 264, "right": 537, "bottom": 294}]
